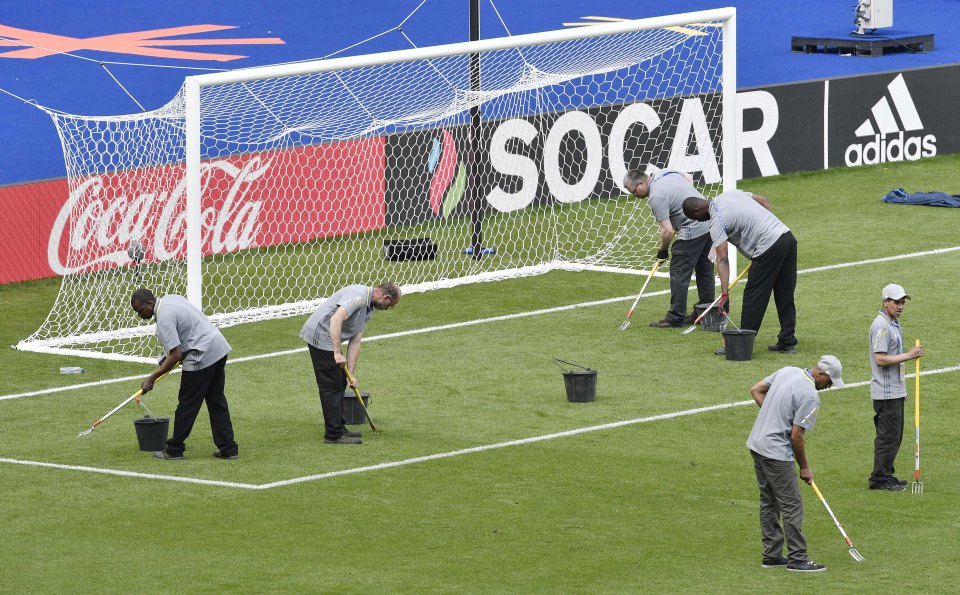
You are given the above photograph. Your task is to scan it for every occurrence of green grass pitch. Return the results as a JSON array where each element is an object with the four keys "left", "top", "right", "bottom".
[{"left": 1, "top": 155, "right": 959, "bottom": 592}]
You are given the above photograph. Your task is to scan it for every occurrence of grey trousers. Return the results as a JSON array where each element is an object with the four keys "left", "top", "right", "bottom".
[{"left": 750, "top": 450, "right": 808, "bottom": 563}]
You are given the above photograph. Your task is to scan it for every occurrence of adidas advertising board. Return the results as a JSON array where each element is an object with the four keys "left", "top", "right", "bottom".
[
  {"left": 832, "top": 72, "right": 939, "bottom": 167},
  {"left": 742, "top": 66, "right": 960, "bottom": 177}
]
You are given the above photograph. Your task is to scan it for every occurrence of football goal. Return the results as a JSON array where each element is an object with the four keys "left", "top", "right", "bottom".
[{"left": 18, "top": 8, "right": 736, "bottom": 362}]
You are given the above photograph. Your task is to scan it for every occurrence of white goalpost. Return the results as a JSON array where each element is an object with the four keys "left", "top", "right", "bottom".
[{"left": 18, "top": 8, "right": 737, "bottom": 362}]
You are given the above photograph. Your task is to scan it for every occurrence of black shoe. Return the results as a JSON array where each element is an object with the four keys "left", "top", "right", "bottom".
[
  {"left": 650, "top": 319, "right": 684, "bottom": 328},
  {"left": 761, "top": 556, "right": 789, "bottom": 569},
  {"left": 714, "top": 347, "right": 726, "bottom": 356},
  {"left": 787, "top": 560, "right": 826, "bottom": 573},
  {"left": 324, "top": 435, "right": 362, "bottom": 444},
  {"left": 153, "top": 450, "right": 184, "bottom": 460},
  {"left": 869, "top": 480, "right": 905, "bottom": 491},
  {"left": 889, "top": 476, "right": 908, "bottom": 486},
  {"left": 213, "top": 450, "right": 239, "bottom": 460},
  {"left": 768, "top": 343, "right": 797, "bottom": 354},
  {"left": 342, "top": 428, "right": 362, "bottom": 438}
]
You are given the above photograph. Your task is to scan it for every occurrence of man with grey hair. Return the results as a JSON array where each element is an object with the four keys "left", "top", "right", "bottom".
[
  {"left": 868, "top": 283, "right": 924, "bottom": 491},
  {"left": 624, "top": 168, "right": 715, "bottom": 327},
  {"left": 130, "top": 288, "right": 239, "bottom": 460},
  {"left": 747, "top": 355, "right": 845, "bottom": 573},
  {"left": 301, "top": 282, "right": 401, "bottom": 444}
]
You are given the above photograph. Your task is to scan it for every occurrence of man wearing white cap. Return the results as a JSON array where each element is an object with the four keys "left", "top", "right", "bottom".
[
  {"left": 746, "top": 355, "right": 845, "bottom": 573},
  {"left": 868, "top": 283, "right": 924, "bottom": 491}
]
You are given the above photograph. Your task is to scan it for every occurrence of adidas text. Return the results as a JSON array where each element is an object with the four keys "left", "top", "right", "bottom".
[{"left": 844, "top": 132, "right": 936, "bottom": 167}]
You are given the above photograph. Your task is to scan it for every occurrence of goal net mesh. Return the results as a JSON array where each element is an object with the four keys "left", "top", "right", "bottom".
[{"left": 20, "top": 16, "right": 727, "bottom": 362}]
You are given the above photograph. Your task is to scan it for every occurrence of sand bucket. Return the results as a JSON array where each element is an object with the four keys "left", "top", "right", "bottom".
[
  {"left": 722, "top": 329, "right": 757, "bottom": 361},
  {"left": 134, "top": 416, "right": 170, "bottom": 451},
  {"left": 554, "top": 359, "right": 597, "bottom": 402},
  {"left": 696, "top": 302, "right": 727, "bottom": 332},
  {"left": 342, "top": 390, "right": 371, "bottom": 425}
]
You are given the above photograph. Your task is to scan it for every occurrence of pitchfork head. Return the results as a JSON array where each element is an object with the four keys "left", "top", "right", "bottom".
[
  {"left": 912, "top": 480, "right": 924, "bottom": 495},
  {"left": 849, "top": 547, "right": 865, "bottom": 562},
  {"left": 618, "top": 319, "right": 631, "bottom": 331}
]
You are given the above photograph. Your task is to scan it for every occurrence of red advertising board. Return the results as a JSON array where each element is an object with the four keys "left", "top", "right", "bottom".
[{"left": 0, "top": 138, "right": 386, "bottom": 284}]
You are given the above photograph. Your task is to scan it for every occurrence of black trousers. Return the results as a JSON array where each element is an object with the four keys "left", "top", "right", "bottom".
[
  {"left": 870, "top": 397, "right": 905, "bottom": 486},
  {"left": 307, "top": 344, "right": 348, "bottom": 441},
  {"left": 741, "top": 231, "right": 798, "bottom": 347},
  {"left": 166, "top": 356, "right": 237, "bottom": 457},
  {"left": 665, "top": 233, "right": 715, "bottom": 324}
]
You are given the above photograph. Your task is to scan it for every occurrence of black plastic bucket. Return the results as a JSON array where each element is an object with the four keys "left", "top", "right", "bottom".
[
  {"left": 342, "top": 391, "right": 371, "bottom": 425},
  {"left": 722, "top": 329, "right": 757, "bottom": 361},
  {"left": 554, "top": 359, "right": 597, "bottom": 402},
  {"left": 134, "top": 416, "right": 170, "bottom": 451},
  {"left": 562, "top": 370, "right": 597, "bottom": 402},
  {"left": 697, "top": 303, "right": 727, "bottom": 332}
]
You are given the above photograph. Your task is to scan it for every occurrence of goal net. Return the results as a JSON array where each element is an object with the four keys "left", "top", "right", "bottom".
[{"left": 18, "top": 8, "right": 735, "bottom": 362}]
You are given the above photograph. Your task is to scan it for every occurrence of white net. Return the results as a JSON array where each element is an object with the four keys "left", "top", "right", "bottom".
[{"left": 19, "top": 12, "right": 731, "bottom": 362}]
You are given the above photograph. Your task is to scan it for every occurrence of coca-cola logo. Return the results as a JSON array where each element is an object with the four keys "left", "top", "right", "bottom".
[{"left": 48, "top": 157, "right": 268, "bottom": 275}]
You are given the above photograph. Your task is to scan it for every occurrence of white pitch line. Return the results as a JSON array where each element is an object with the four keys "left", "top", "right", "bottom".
[
  {"left": 0, "top": 457, "right": 259, "bottom": 490},
  {"left": 0, "top": 291, "right": 672, "bottom": 401},
  {"left": 255, "top": 363, "right": 960, "bottom": 489},
  {"left": 257, "top": 400, "right": 752, "bottom": 489},
  {"left": 2, "top": 364, "right": 958, "bottom": 489},
  {"left": 0, "top": 370, "right": 182, "bottom": 401},
  {"left": 2, "top": 244, "right": 957, "bottom": 403},
  {"left": 797, "top": 245, "right": 960, "bottom": 275}
]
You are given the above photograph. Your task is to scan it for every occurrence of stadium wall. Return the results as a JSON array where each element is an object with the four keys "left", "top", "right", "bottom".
[{"left": 2, "top": 64, "right": 958, "bottom": 285}]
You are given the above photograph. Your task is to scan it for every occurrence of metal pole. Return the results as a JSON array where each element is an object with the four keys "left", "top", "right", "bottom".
[{"left": 469, "top": 0, "right": 483, "bottom": 259}]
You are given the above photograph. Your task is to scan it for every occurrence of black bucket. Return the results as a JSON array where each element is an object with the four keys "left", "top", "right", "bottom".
[
  {"left": 342, "top": 391, "right": 371, "bottom": 425},
  {"left": 563, "top": 371, "right": 597, "bottom": 402},
  {"left": 134, "top": 416, "right": 170, "bottom": 451},
  {"left": 554, "top": 359, "right": 597, "bottom": 402},
  {"left": 696, "top": 303, "right": 727, "bottom": 332},
  {"left": 722, "top": 329, "right": 757, "bottom": 361}
]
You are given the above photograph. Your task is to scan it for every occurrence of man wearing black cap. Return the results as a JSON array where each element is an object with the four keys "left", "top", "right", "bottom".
[{"left": 868, "top": 283, "right": 924, "bottom": 491}]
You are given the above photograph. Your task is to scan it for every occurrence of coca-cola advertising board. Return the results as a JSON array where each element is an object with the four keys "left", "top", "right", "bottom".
[{"left": 0, "top": 138, "right": 385, "bottom": 284}]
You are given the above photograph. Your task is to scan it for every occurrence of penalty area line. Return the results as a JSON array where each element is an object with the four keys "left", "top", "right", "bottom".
[
  {"left": 3, "top": 363, "right": 959, "bottom": 490},
  {"left": 258, "top": 363, "right": 960, "bottom": 489},
  {"left": 0, "top": 457, "right": 259, "bottom": 490},
  {"left": 256, "top": 399, "right": 751, "bottom": 489}
]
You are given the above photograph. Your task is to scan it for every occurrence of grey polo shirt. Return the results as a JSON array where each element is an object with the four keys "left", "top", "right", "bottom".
[
  {"left": 746, "top": 366, "right": 821, "bottom": 462},
  {"left": 300, "top": 285, "right": 373, "bottom": 351},
  {"left": 646, "top": 169, "right": 709, "bottom": 241},
  {"left": 869, "top": 310, "right": 907, "bottom": 400},
  {"left": 154, "top": 295, "right": 231, "bottom": 372},
  {"left": 708, "top": 190, "right": 790, "bottom": 259}
]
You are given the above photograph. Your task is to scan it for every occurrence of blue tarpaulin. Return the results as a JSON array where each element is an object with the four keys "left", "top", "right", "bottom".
[{"left": 883, "top": 188, "right": 960, "bottom": 208}]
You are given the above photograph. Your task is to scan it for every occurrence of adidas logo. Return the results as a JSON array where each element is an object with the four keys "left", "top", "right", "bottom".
[{"left": 844, "top": 74, "right": 937, "bottom": 167}]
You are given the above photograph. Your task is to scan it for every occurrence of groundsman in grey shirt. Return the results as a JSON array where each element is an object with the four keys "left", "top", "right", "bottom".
[
  {"left": 131, "top": 289, "right": 239, "bottom": 460},
  {"left": 867, "top": 283, "right": 923, "bottom": 491},
  {"left": 301, "top": 282, "right": 401, "bottom": 444},
  {"left": 746, "top": 355, "right": 844, "bottom": 572}
]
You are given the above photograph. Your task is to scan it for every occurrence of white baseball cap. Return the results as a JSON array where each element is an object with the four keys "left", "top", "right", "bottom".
[
  {"left": 818, "top": 355, "right": 845, "bottom": 388},
  {"left": 881, "top": 283, "right": 910, "bottom": 301}
]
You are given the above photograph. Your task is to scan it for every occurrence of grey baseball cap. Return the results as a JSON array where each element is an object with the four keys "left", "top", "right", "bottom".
[{"left": 818, "top": 355, "right": 845, "bottom": 388}]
